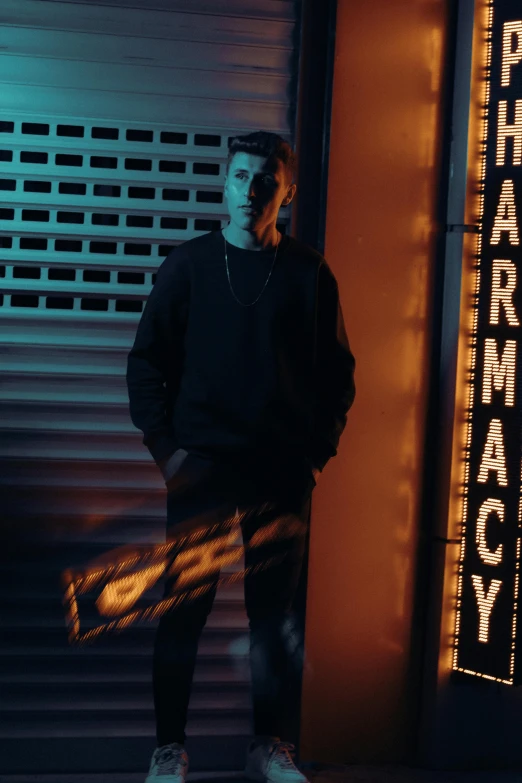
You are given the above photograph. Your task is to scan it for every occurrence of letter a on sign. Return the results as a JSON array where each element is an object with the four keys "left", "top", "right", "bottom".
[
  {"left": 477, "top": 418, "right": 508, "bottom": 486},
  {"left": 491, "top": 180, "right": 520, "bottom": 245}
]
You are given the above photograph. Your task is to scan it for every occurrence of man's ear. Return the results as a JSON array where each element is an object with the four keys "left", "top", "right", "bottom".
[{"left": 282, "top": 183, "right": 296, "bottom": 206}]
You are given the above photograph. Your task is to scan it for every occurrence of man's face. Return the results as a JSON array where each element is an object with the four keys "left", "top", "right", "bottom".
[{"left": 223, "top": 151, "right": 296, "bottom": 233}]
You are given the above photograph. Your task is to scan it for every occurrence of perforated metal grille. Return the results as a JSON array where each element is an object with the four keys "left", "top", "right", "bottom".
[
  {"left": 0, "top": 119, "right": 291, "bottom": 316},
  {"left": 0, "top": 1, "right": 299, "bottom": 768}
]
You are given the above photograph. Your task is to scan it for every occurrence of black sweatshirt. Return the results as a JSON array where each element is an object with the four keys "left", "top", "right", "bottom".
[{"left": 126, "top": 229, "right": 356, "bottom": 483}]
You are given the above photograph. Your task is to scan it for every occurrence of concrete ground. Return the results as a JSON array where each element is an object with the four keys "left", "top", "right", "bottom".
[
  {"left": 2, "top": 766, "right": 522, "bottom": 783},
  {"left": 304, "top": 763, "right": 522, "bottom": 783}
]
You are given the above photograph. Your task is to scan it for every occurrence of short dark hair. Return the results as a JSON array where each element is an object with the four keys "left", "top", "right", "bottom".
[{"left": 226, "top": 131, "right": 297, "bottom": 184}]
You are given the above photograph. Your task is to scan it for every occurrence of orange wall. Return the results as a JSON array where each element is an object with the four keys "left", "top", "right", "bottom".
[{"left": 300, "top": 0, "right": 451, "bottom": 764}]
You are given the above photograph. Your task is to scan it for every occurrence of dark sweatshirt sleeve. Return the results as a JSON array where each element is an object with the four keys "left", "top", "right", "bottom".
[
  {"left": 309, "top": 260, "right": 356, "bottom": 472},
  {"left": 126, "top": 246, "right": 190, "bottom": 466}
]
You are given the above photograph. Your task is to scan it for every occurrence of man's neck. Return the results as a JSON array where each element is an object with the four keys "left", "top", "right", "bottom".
[{"left": 222, "top": 222, "right": 280, "bottom": 251}]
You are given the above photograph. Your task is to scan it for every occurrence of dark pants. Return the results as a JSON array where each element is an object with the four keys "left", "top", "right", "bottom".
[{"left": 152, "top": 451, "right": 314, "bottom": 747}]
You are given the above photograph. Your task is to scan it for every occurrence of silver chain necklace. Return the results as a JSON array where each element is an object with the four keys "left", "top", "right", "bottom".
[{"left": 224, "top": 230, "right": 280, "bottom": 307}]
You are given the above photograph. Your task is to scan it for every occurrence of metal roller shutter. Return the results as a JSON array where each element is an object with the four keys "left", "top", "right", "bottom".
[{"left": 0, "top": 0, "right": 300, "bottom": 775}]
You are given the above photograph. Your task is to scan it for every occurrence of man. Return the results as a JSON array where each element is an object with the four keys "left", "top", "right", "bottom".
[{"left": 126, "top": 131, "right": 356, "bottom": 783}]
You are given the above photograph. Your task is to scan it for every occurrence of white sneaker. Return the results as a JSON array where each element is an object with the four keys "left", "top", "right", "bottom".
[
  {"left": 244, "top": 736, "right": 310, "bottom": 783},
  {"left": 145, "top": 742, "right": 189, "bottom": 783}
]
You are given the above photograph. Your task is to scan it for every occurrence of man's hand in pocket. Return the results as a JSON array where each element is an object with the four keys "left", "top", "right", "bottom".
[{"left": 158, "top": 448, "right": 190, "bottom": 486}]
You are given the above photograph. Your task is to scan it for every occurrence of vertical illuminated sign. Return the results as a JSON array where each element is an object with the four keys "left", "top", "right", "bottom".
[{"left": 453, "top": 0, "right": 522, "bottom": 684}]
